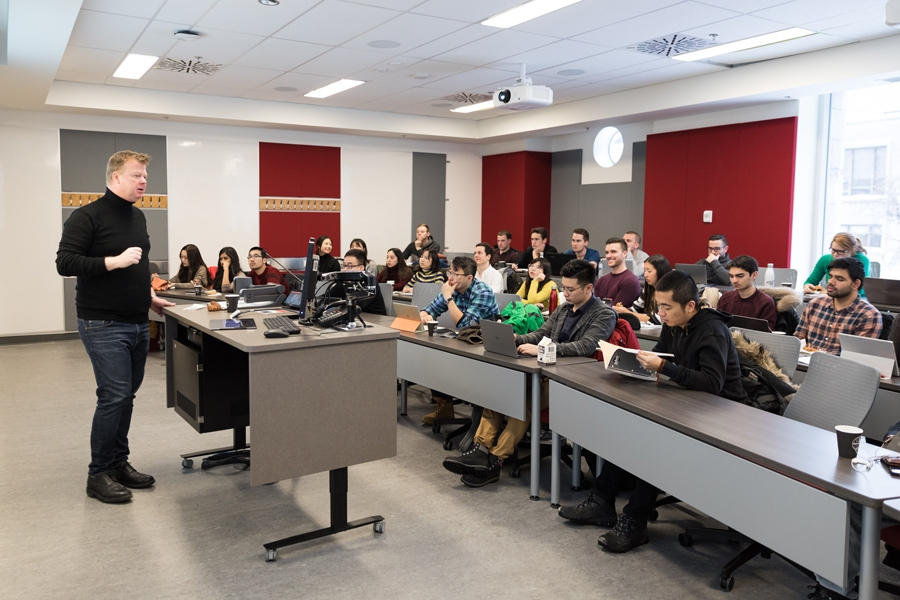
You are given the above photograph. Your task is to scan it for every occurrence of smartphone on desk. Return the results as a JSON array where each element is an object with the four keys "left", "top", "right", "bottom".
[{"left": 881, "top": 456, "right": 900, "bottom": 476}]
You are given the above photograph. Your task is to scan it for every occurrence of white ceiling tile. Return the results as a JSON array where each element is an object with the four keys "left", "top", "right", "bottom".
[
  {"left": 753, "top": 0, "right": 886, "bottom": 26},
  {"left": 141, "top": 66, "right": 211, "bottom": 86},
  {"left": 804, "top": 6, "right": 884, "bottom": 31},
  {"left": 692, "top": 0, "right": 794, "bottom": 12},
  {"left": 81, "top": 0, "right": 167, "bottom": 20},
  {"left": 293, "top": 47, "right": 387, "bottom": 78},
  {"left": 681, "top": 14, "right": 800, "bottom": 43},
  {"left": 533, "top": 49, "right": 665, "bottom": 80},
  {"left": 341, "top": 13, "right": 468, "bottom": 54},
  {"left": 818, "top": 20, "right": 899, "bottom": 43},
  {"left": 190, "top": 85, "right": 249, "bottom": 97},
  {"left": 233, "top": 38, "right": 330, "bottom": 72},
  {"left": 156, "top": 0, "right": 218, "bottom": 24},
  {"left": 715, "top": 31, "right": 851, "bottom": 64},
  {"left": 55, "top": 71, "right": 110, "bottom": 85},
  {"left": 275, "top": 1, "right": 401, "bottom": 47},
  {"left": 303, "top": 81, "right": 410, "bottom": 108},
  {"left": 411, "top": 0, "right": 523, "bottom": 23},
  {"left": 196, "top": 0, "right": 319, "bottom": 37},
  {"left": 402, "top": 25, "right": 498, "bottom": 59},
  {"left": 202, "top": 65, "right": 282, "bottom": 89},
  {"left": 432, "top": 29, "right": 559, "bottom": 66},
  {"left": 344, "top": 58, "right": 454, "bottom": 85},
  {"left": 486, "top": 40, "right": 612, "bottom": 74},
  {"left": 369, "top": 86, "right": 452, "bottom": 106},
  {"left": 256, "top": 71, "right": 337, "bottom": 93},
  {"left": 514, "top": 0, "right": 683, "bottom": 38},
  {"left": 104, "top": 76, "right": 138, "bottom": 87},
  {"left": 347, "top": 0, "right": 429, "bottom": 9},
  {"left": 134, "top": 79, "right": 199, "bottom": 93},
  {"left": 552, "top": 82, "right": 625, "bottom": 103},
  {"left": 58, "top": 46, "right": 126, "bottom": 75},
  {"left": 130, "top": 20, "right": 192, "bottom": 58},
  {"left": 573, "top": 1, "right": 742, "bottom": 48},
  {"left": 68, "top": 10, "right": 150, "bottom": 52},
  {"left": 600, "top": 60, "right": 723, "bottom": 88},
  {"left": 419, "top": 67, "right": 512, "bottom": 92},
  {"left": 162, "top": 28, "right": 266, "bottom": 64},
  {"left": 579, "top": 57, "right": 669, "bottom": 82}
]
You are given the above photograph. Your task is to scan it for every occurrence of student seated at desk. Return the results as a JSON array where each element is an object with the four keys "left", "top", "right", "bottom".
[
  {"left": 167, "top": 244, "right": 210, "bottom": 289},
  {"left": 716, "top": 255, "right": 778, "bottom": 332},
  {"left": 247, "top": 246, "right": 289, "bottom": 291},
  {"left": 402, "top": 248, "right": 446, "bottom": 292},
  {"left": 695, "top": 234, "right": 732, "bottom": 285},
  {"left": 418, "top": 256, "right": 499, "bottom": 425},
  {"left": 315, "top": 236, "right": 341, "bottom": 274},
  {"left": 594, "top": 237, "right": 641, "bottom": 308},
  {"left": 474, "top": 242, "right": 504, "bottom": 294},
  {"left": 377, "top": 248, "right": 413, "bottom": 292},
  {"left": 402, "top": 223, "right": 441, "bottom": 265},
  {"left": 624, "top": 231, "right": 650, "bottom": 279},
  {"left": 491, "top": 229, "right": 522, "bottom": 267},
  {"left": 564, "top": 228, "right": 601, "bottom": 269},
  {"left": 795, "top": 257, "right": 882, "bottom": 355},
  {"left": 442, "top": 259, "right": 615, "bottom": 487},
  {"left": 613, "top": 254, "right": 671, "bottom": 324},
  {"left": 559, "top": 270, "right": 747, "bottom": 553},
  {"left": 336, "top": 249, "right": 386, "bottom": 316},
  {"left": 211, "top": 246, "right": 246, "bottom": 294},
  {"left": 515, "top": 257, "right": 557, "bottom": 311},
  {"left": 349, "top": 238, "right": 378, "bottom": 277},
  {"left": 518, "top": 227, "right": 557, "bottom": 268},
  {"left": 803, "top": 232, "right": 870, "bottom": 297}
]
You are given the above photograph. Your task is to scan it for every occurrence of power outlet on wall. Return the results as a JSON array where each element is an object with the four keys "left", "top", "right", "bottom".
[{"left": 702, "top": 210, "right": 713, "bottom": 223}]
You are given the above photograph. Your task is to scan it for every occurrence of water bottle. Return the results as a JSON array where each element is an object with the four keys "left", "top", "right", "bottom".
[
  {"left": 549, "top": 287, "right": 559, "bottom": 312},
  {"left": 764, "top": 263, "right": 775, "bottom": 287}
]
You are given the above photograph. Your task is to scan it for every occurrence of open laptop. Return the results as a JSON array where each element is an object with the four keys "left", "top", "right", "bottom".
[
  {"left": 729, "top": 314, "right": 771, "bottom": 332},
  {"left": 675, "top": 263, "right": 708, "bottom": 287},
  {"left": 839, "top": 333, "right": 899, "bottom": 378},
  {"left": 391, "top": 302, "right": 425, "bottom": 332},
  {"left": 864, "top": 278, "right": 900, "bottom": 306},
  {"left": 544, "top": 253, "right": 576, "bottom": 276},
  {"left": 481, "top": 320, "right": 530, "bottom": 359},
  {"left": 599, "top": 257, "right": 635, "bottom": 276}
]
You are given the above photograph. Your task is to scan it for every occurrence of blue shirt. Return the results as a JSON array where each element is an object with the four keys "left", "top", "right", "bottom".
[
  {"left": 564, "top": 247, "right": 601, "bottom": 265},
  {"left": 423, "top": 278, "right": 499, "bottom": 328}
]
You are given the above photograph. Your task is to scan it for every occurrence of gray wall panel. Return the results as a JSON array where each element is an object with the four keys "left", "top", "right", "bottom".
[
  {"left": 550, "top": 150, "right": 581, "bottom": 245},
  {"left": 144, "top": 209, "right": 169, "bottom": 261},
  {"left": 60, "top": 130, "right": 116, "bottom": 193},
  {"left": 411, "top": 152, "right": 446, "bottom": 251}
]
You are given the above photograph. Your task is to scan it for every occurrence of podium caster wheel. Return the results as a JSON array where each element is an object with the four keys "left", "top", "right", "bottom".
[
  {"left": 432, "top": 424, "right": 441, "bottom": 434},
  {"left": 678, "top": 533, "right": 693, "bottom": 547},
  {"left": 719, "top": 576, "right": 734, "bottom": 592},
  {"left": 265, "top": 549, "right": 276, "bottom": 562},
  {"left": 374, "top": 520, "right": 386, "bottom": 534},
  {"left": 442, "top": 440, "right": 453, "bottom": 451},
  {"left": 182, "top": 458, "right": 193, "bottom": 469}
]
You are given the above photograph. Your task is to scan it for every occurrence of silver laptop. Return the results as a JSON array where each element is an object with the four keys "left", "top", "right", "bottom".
[
  {"left": 392, "top": 302, "right": 425, "bottom": 332},
  {"left": 675, "top": 263, "right": 709, "bottom": 287},
  {"left": 481, "top": 320, "right": 529, "bottom": 359},
  {"left": 599, "top": 258, "right": 635, "bottom": 277},
  {"left": 838, "top": 333, "right": 899, "bottom": 377}
]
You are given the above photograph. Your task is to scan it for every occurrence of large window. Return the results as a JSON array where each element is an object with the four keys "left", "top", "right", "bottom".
[{"left": 823, "top": 83, "right": 900, "bottom": 279}]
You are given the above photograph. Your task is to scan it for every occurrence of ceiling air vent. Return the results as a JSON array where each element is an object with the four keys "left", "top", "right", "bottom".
[
  {"left": 627, "top": 34, "right": 716, "bottom": 58},
  {"left": 155, "top": 57, "right": 222, "bottom": 75},
  {"left": 440, "top": 92, "right": 492, "bottom": 104}
]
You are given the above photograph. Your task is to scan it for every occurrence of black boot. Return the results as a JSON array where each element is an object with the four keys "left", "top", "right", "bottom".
[
  {"left": 86, "top": 473, "right": 133, "bottom": 503},
  {"left": 110, "top": 461, "right": 156, "bottom": 489}
]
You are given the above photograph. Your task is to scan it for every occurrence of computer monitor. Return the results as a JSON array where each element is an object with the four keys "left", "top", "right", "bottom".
[{"left": 298, "top": 236, "right": 319, "bottom": 320}]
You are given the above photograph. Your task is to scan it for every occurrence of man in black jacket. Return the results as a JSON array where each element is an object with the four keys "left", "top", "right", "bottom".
[
  {"left": 558, "top": 270, "right": 746, "bottom": 552},
  {"left": 57, "top": 151, "right": 174, "bottom": 503},
  {"left": 695, "top": 233, "right": 732, "bottom": 285}
]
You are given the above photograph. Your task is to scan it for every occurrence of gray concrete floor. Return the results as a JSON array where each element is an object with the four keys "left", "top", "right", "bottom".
[{"left": 1, "top": 339, "right": 893, "bottom": 599}]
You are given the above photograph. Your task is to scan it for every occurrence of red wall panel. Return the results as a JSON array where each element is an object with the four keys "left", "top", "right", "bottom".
[
  {"left": 259, "top": 212, "right": 341, "bottom": 259},
  {"left": 481, "top": 151, "right": 552, "bottom": 250},
  {"left": 259, "top": 142, "right": 340, "bottom": 198},
  {"left": 643, "top": 117, "right": 797, "bottom": 268}
]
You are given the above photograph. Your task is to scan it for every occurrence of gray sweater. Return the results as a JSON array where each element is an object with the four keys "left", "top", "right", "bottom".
[{"left": 517, "top": 298, "right": 617, "bottom": 357}]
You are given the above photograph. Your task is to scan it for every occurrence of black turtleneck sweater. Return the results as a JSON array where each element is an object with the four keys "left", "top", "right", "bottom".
[{"left": 56, "top": 189, "right": 152, "bottom": 323}]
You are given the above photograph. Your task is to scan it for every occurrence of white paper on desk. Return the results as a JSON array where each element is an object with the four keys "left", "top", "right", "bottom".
[
  {"left": 598, "top": 340, "right": 672, "bottom": 381},
  {"left": 183, "top": 304, "right": 207, "bottom": 311},
  {"left": 640, "top": 323, "right": 661, "bottom": 329}
]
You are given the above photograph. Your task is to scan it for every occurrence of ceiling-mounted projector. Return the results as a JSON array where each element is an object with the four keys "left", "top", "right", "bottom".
[
  {"left": 493, "top": 64, "right": 553, "bottom": 110},
  {"left": 888, "top": 0, "right": 900, "bottom": 26}
]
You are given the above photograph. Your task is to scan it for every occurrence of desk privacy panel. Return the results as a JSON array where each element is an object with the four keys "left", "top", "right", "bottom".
[
  {"left": 258, "top": 142, "right": 341, "bottom": 257},
  {"left": 643, "top": 117, "right": 797, "bottom": 267}
]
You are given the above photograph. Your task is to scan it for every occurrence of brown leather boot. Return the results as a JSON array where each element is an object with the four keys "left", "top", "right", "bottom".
[{"left": 422, "top": 396, "right": 455, "bottom": 425}]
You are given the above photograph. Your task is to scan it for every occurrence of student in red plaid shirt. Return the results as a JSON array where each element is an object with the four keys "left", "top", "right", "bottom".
[{"left": 795, "top": 257, "right": 882, "bottom": 355}]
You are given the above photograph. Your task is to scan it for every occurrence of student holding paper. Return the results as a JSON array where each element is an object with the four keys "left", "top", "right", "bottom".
[{"left": 558, "top": 270, "right": 746, "bottom": 553}]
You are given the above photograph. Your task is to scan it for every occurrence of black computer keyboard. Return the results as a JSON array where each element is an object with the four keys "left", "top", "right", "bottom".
[{"left": 263, "top": 316, "right": 302, "bottom": 334}]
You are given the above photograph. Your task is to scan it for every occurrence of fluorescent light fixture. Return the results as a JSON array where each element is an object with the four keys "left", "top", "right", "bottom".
[
  {"left": 304, "top": 79, "right": 364, "bottom": 98},
  {"left": 113, "top": 54, "right": 159, "bottom": 79},
  {"left": 450, "top": 101, "right": 494, "bottom": 113},
  {"left": 482, "top": 0, "right": 583, "bottom": 28},
  {"left": 672, "top": 28, "right": 815, "bottom": 62}
]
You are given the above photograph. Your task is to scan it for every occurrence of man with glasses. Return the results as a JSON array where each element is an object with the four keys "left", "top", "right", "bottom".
[
  {"left": 418, "top": 256, "right": 499, "bottom": 425},
  {"left": 442, "top": 259, "right": 616, "bottom": 487},
  {"left": 247, "top": 246, "right": 289, "bottom": 292},
  {"left": 337, "top": 248, "right": 387, "bottom": 316},
  {"left": 695, "top": 234, "right": 732, "bottom": 285}
]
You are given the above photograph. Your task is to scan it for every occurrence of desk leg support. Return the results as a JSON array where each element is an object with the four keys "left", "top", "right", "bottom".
[
  {"left": 550, "top": 431, "right": 561, "bottom": 507},
  {"left": 400, "top": 379, "right": 408, "bottom": 416},
  {"left": 180, "top": 427, "right": 250, "bottom": 470},
  {"left": 263, "top": 467, "right": 385, "bottom": 562},
  {"left": 572, "top": 443, "right": 582, "bottom": 490},
  {"left": 530, "top": 373, "right": 540, "bottom": 501},
  {"left": 858, "top": 504, "right": 880, "bottom": 600}
]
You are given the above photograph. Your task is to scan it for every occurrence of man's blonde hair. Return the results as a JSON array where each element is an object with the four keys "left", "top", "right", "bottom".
[{"left": 106, "top": 151, "right": 151, "bottom": 182}]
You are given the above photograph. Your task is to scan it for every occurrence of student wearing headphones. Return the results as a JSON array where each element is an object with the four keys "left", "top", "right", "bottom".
[{"left": 247, "top": 246, "right": 289, "bottom": 291}]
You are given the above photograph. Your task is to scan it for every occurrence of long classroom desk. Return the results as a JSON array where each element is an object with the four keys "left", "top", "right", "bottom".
[
  {"left": 364, "top": 313, "right": 595, "bottom": 500},
  {"left": 541, "top": 360, "right": 900, "bottom": 600}
]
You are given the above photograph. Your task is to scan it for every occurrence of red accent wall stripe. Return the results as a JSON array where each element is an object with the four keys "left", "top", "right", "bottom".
[
  {"left": 643, "top": 117, "right": 797, "bottom": 267},
  {"left": 259, "top": 142, "right": 341, "bottom": 198},
  {"left": 481, "top": 151, "right": 552, "bottom": 249},
  {"left": 259, "top": 212, "right": 341, "bottom": 259}
]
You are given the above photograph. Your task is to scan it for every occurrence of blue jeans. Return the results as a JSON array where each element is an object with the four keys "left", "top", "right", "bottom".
[{"left": 77, "top": 319, "right": 149, "bottom": 476}]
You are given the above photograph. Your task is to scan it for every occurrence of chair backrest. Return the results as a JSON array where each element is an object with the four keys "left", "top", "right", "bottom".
[
  {"left": 378, "top": 283, "right": 395, "bottom": 316},
  {"left": 731, "top": 328, "right": 802, "bottom": 379},
  {"left": 782, "top": 352, "right": 881, "bottom": 430},
  {"left": 771, "top": 268, "right": 797, "bottom": 288},
  {"left": 207, "top": 265, "right": 218, "bottom": 279},
  {"left": 495, "top": 293, "right": 522, "bottom": 312},
  {"left": 410, "top": 282, "right": 443, "bottom": 312},
  {"left": 871, "top": 261, "right": 881, "bottom": 278}
]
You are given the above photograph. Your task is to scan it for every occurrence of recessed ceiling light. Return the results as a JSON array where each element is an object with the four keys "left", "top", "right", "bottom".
[
  {"left": 450, "top": 101, "right": 494, "bottom": 113},
  {"left": 431, "top": 103, "right": 452, "bottom": 108},
  {"left": 482, "top": 0, "right": 584, "bottom": 29},
  {"left": 173, "top": 30, "right": 200, "bottom": 42},
  {"left": 113, "top": 54, "right": 159, "bottom": 79},
  {"left": 258, "top": 0, "right": 279, "bottom": 5},
  {"left": 672, "top": 27, "right": 814, "bottom": 62},
  {"left": 304, "top": 79, "right": 365, "bottom": 98},
  {"left": 274, "top": 86, "right": 297, "bottom": 92},
  {"left": 368, "top": 40, "right": 401, "bottom": 49},
  {"left": 557, "top": 69, "right": 584, "bottom": 76},
  {"left": 412, "top": 73, "right": 431, "bottom": 80}
]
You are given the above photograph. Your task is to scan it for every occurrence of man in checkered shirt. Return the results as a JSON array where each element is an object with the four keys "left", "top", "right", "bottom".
[{"left": 795, "top": 257, "right": 882, "bottom": 354}]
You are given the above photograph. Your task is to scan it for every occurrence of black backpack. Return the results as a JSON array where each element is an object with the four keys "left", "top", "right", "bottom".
[{"left": 737, "top": 356, "right": 796, "bottom": 415}]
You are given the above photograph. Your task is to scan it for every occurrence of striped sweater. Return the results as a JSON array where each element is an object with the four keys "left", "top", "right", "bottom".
[{"left": 407, "top": 268, "right": 447, "bottom": 287}]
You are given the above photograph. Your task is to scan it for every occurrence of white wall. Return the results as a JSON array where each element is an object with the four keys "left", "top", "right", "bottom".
[
  {"left": 166, "top": 136, "right": 259, "bottom": 272},
  {"left": 0, "top": 125, "right": 64, "bottom": 334},
  {"left": 341, "top": 149, "right": 412, "bottom": 262},
  {"left": 445, "top": 151, "right": 482, "bottom": 253},
  {"left": 790, "top": 96, "right": 828, "bottom": 274}
]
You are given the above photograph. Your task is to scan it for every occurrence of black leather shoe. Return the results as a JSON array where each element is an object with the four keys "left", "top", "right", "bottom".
[
  {"left": 109, "top": 461, "right": 156, "bottom": 489},
  {"left": 86, "top": 473, "right": 133, "bottom": 503},
  {"left": 598, "top": 514, "right": 649, "bottom": 553},
  {"left": 558, "top": 494, "right": 617, "bottom": 526}
]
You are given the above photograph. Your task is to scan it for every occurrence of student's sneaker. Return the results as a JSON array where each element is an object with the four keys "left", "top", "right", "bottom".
[
  {"left": 557, "top": 494, "right": 617, "bottom": 526},
  {"left": 598, "top": 514, "right": 649, "bottom": 553},
  {"left": 442, "top": 444, "right": 498, "bottom": 476}
]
